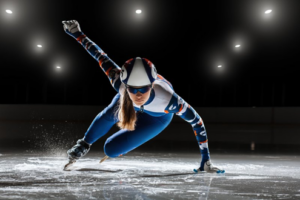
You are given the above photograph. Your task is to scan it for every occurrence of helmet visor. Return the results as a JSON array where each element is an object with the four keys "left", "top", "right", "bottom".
[{"left": 126, "top": 85, "right": 152, "bottom": 94}]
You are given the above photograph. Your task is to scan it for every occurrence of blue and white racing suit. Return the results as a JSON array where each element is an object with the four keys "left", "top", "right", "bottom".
[{"left": 67, "top": 32, "right": 210, "bottom": 170}]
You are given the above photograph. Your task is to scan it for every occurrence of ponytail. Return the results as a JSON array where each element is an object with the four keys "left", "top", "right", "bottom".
[{"left": 116, "top": 89, "right": 137, "bottom": 131}]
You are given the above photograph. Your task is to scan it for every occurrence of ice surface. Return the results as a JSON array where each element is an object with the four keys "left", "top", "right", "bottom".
[{"left": 0, "top": 152, "right": 299, "bottom": 199}]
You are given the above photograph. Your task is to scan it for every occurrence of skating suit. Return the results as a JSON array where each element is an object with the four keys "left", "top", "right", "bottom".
[{"left": 67, "top": 32, "right": 210, "bottom": 164}]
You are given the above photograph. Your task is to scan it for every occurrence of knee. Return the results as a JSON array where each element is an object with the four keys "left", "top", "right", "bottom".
[{"left": 104, "top": 138, "right": 121, "bottom": 158}]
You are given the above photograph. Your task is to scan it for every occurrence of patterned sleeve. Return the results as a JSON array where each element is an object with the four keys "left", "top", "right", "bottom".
[
  {"left": 75, "top": 33, "right": 122, "bottom": 92},
  {"left": 164, "top": 93, "right": 208, "bottom": 152}
]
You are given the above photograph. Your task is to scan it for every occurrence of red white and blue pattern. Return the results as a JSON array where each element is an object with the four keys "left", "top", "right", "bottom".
[{"left": 69, "top": 30, "right": 210, "bottom": 168}]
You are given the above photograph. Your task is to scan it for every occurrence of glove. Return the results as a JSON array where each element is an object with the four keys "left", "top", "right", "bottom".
[
  {"left": 62, "top": 20, "right": 84, "bottom": 39},
  {"left": 67, "top": 139, "right": 91, "bottom": 161},
  {"left": 194, "top": 160, "right": 225, "bottom": 174}
]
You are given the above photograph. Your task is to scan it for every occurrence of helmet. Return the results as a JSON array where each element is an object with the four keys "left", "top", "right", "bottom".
[{"left": 120, "top": 57, "right": 157, "bottom": 87}]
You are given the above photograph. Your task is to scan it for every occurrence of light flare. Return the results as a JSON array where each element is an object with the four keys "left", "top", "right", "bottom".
[{"left": 265, "top": 10, "right": 272, "bottom": 14}]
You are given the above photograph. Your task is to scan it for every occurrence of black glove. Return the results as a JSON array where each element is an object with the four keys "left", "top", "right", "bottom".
[{"left": 67, "top": 139, "right": 91, "bottom": 160}]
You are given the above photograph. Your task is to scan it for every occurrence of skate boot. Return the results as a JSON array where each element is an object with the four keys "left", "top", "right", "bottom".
[
  {"left": 194, "top": 160, "right": 225, "bottom": 174},
  {"left": 64, "top": 139, "right": 91, "bottom": 170}
]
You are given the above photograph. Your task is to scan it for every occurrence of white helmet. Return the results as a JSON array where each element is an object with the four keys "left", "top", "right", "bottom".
[{"left": 120, "top": 57, "right": 157, "bottom": 86}]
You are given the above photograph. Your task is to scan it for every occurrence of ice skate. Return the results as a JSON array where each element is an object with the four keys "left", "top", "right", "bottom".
[
  {"left": 63, "top": 139, "right": 91, "bottom": 171},
  {"left": 99, "top": 155, "right": 109, "bottom": 164},
  {"left": 194, "top": 160, "right": 225, "bottom": 174},
  {"left": 63, "top": 159, "right": 76, "bottom": 171}
]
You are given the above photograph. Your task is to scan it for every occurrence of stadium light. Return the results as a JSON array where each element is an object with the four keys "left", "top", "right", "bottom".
[{"left": 265, "top": 10, "right": 272, "bottom": 14}]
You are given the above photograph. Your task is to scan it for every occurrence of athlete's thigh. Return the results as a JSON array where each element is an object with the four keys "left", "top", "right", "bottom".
[
  {"left": 84, "top": 93, "right": 120, "bottom": 144},
  {"left": 104, "top": 112, "right": 173, "bottom": 157}
]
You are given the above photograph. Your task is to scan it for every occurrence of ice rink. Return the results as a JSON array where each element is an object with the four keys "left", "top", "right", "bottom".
[{"left": 0, "top": 151, "right": 300, "bottom": 200}]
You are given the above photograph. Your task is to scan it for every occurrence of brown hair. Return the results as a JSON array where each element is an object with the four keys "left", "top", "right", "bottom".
[{"left": 116, "top": 89, "right": 137, "bottom": 131}]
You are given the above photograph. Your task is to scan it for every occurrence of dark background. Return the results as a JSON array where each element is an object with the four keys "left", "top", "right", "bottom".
[
  {"left": 1, "top": 0, "right": 300, "bottom": 107},
  {"left": 1, "top": 0, "right": 300, "bottom": 155}
]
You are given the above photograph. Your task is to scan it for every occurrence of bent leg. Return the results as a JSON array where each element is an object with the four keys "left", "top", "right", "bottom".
[
  {"left": 83, "top": 93, "right": 120, "bottom": 144},
  {"left": 104, "top": 112, "right": 174, "bottom": 158}
]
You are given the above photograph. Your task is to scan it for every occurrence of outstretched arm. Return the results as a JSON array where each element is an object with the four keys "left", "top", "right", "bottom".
[
  {"left": 62, "top": 20, "right": 122, "bottom": 92},
  {"left": 164, "top": 93, "right": 210, "bottom": 170}
]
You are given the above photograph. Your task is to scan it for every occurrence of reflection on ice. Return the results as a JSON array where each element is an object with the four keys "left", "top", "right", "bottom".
[{"left": 0, "top": 152, "right": 299, "bottom": 199}]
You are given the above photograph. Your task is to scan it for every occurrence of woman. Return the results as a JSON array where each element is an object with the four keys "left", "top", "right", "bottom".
[{"left": 62, "top": 20, "right": 224, "bottom": 173}]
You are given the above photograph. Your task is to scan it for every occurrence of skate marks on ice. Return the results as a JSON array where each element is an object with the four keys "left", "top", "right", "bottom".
[
  {"left": 63, "top": 161, "right": 195, "bottom": 177},
  {"left": 69, "top": 168, "right": 122, "bottom": 172},
  {"left": 0, "top": 154, "right": 218, "bottom": 200},
  {"left": 64, "top": 165, "right": 123, "bottom": 173},
  {"left": 63, "top": 159, "right": 193, "bottom": 176},
  {"left": 0, "top": 153, "right": 300, "bottom": 199}
]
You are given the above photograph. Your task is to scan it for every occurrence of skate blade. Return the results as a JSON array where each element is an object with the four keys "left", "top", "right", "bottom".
[
  {"left": 193, "top": 168, "right": 205, "bottom": 173},
  {"left": 99, "top": 155, "right": 109, "bottom": 164},
  {"left": 193, "top": 168, "right": 225, "bottom": 174},
  {"left": 63, "top": 160, "right": 76, "bottom": 171}
]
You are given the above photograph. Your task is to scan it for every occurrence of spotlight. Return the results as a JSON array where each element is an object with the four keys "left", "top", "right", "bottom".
[
  {"left": 235, "top": 44, "right": 241, "bottom": 48},
  {"left": 218, "top": 65, "right": 222, "bottom": 68},
  {"left": 56, "top": 66, "right": 61, "bottom": 69},
  {"left": 136, "top": 10, "right": 142, "bottom": 14},
  {"left": 6, "top": 10, "right": 13, "bottom": 14},
  {"left": 265, "top": 10, "right": 272, "bottom": 14},
  {"left": 37, "top": 45, "right": 42, "bottom": 48}
]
